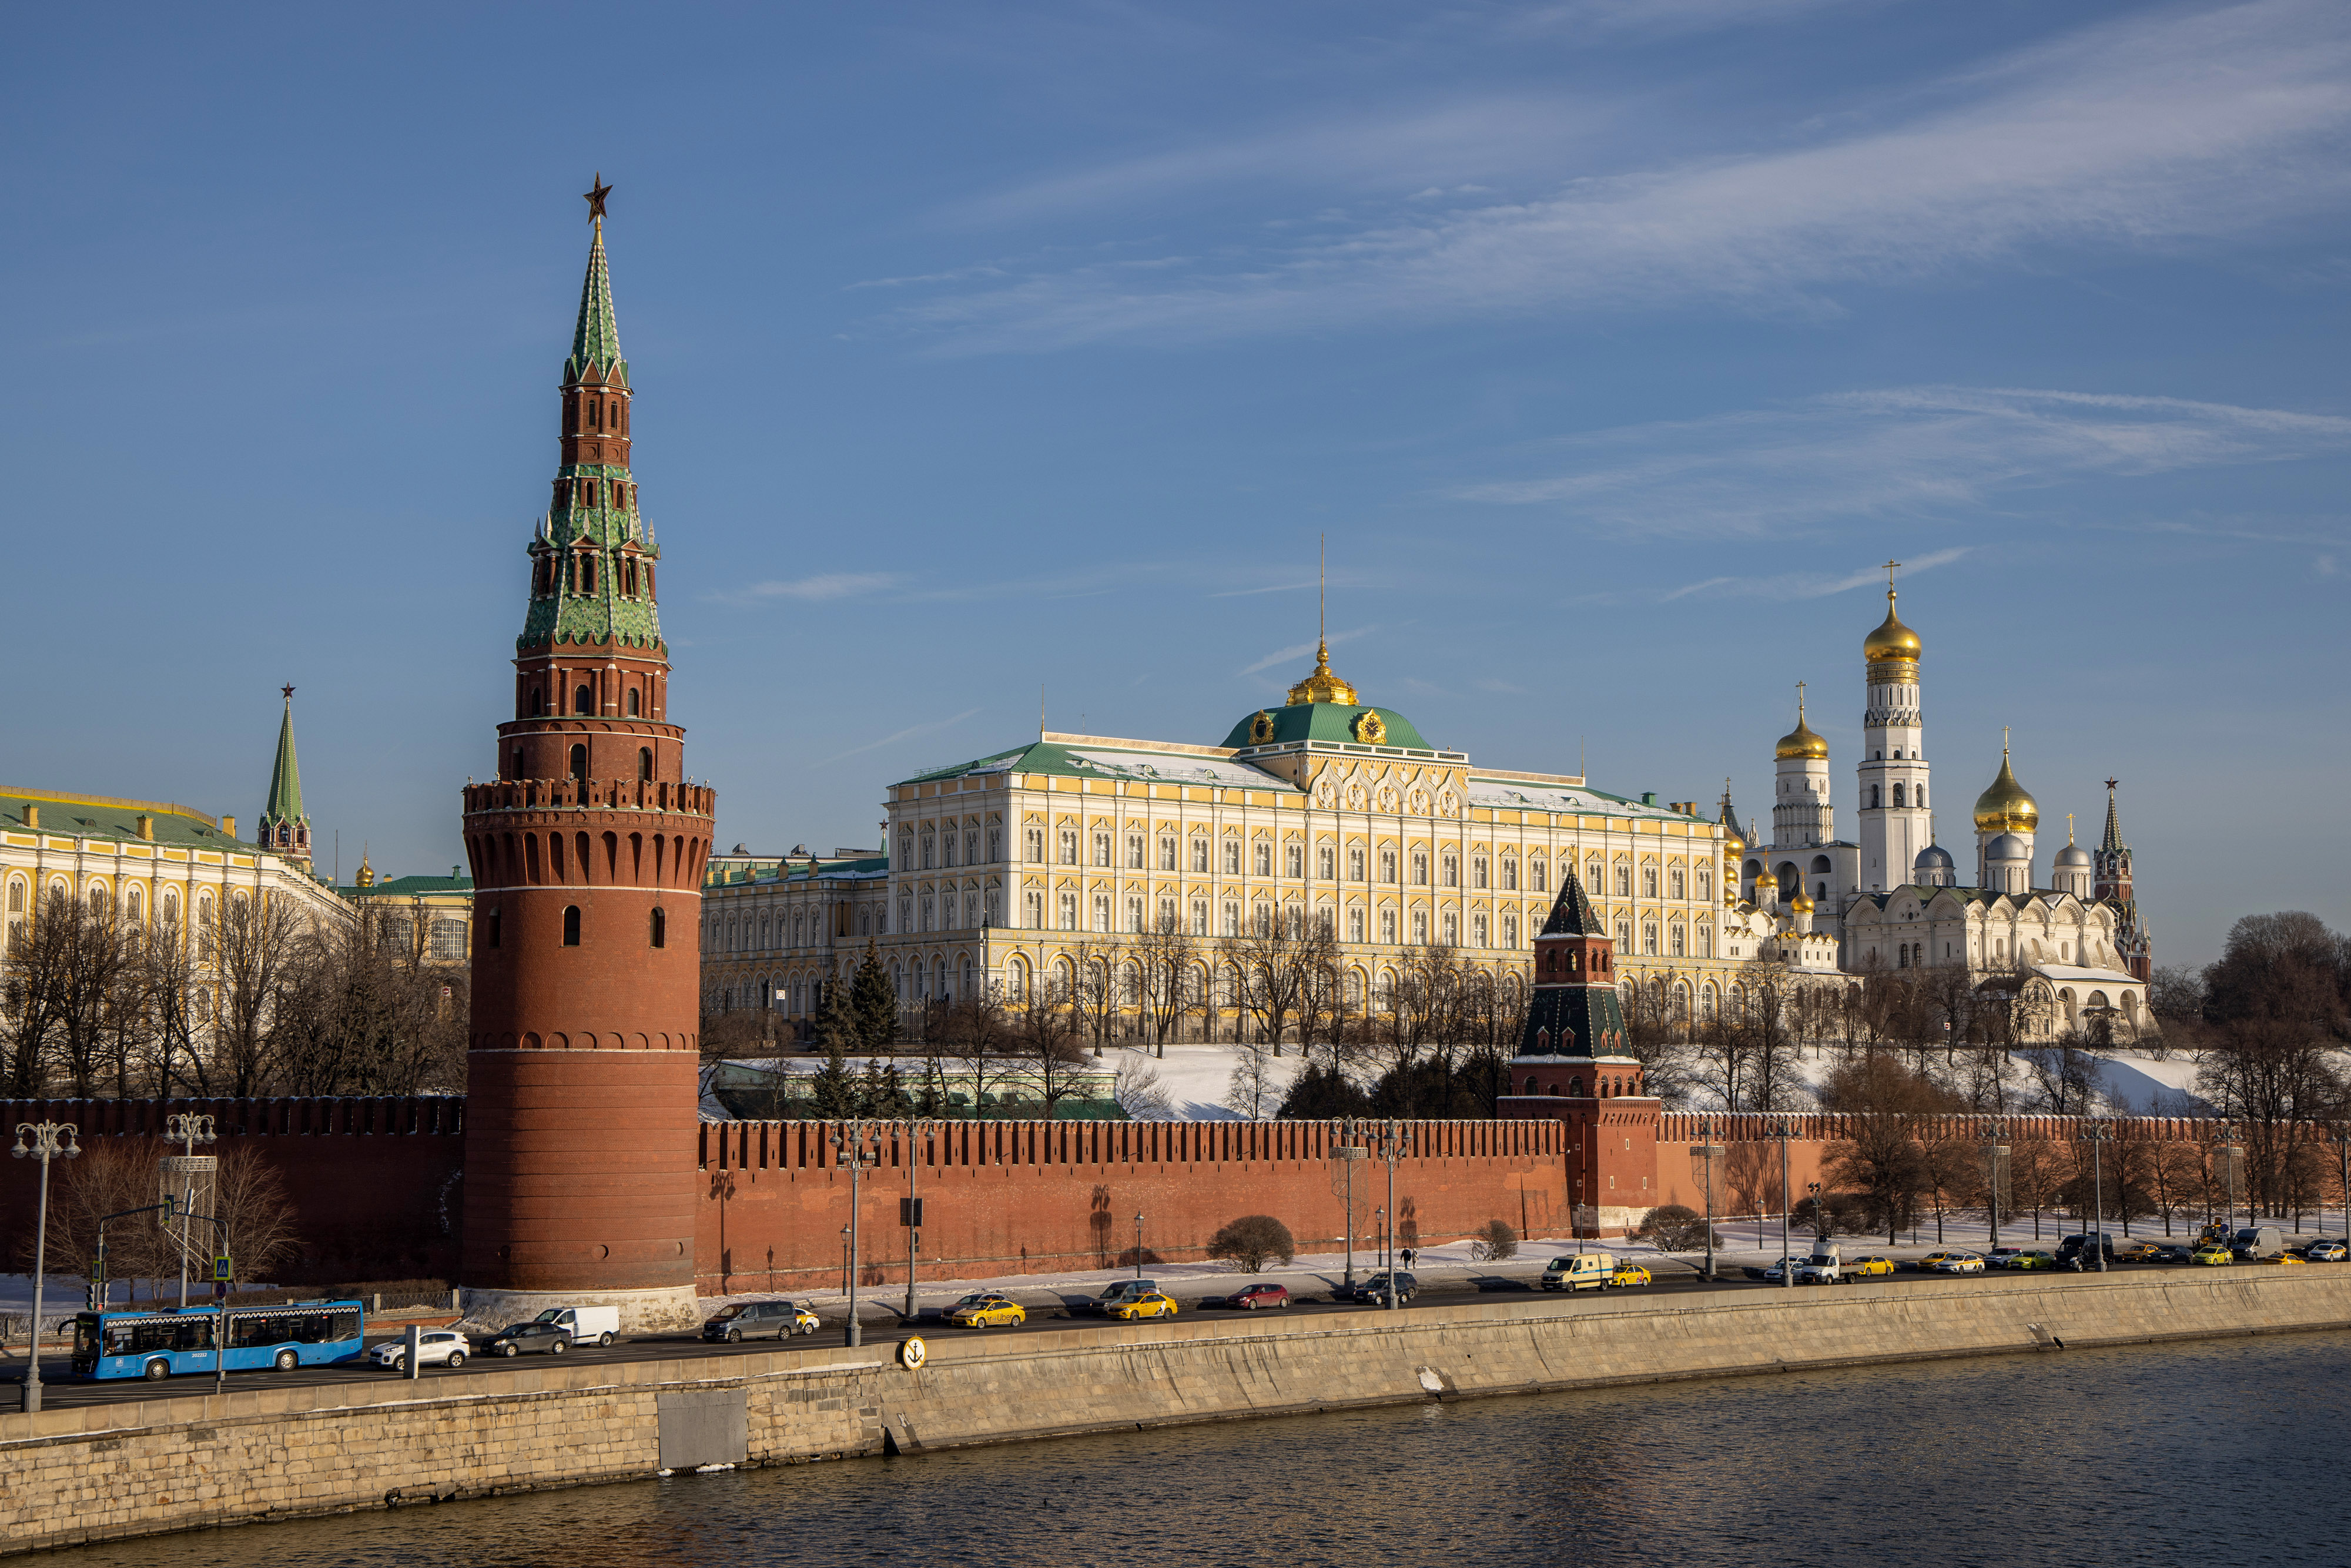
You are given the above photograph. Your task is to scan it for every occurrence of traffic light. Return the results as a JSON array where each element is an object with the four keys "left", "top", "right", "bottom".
[{"left": 161, "top": 1193, "right": 175, "bottom": 1219}]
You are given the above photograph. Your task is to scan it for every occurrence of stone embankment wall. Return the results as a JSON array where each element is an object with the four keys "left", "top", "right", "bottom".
[
  {"left": 698, "top": 1117, "right": 1570, "bottom": 1294},
  {"left": 6, "top": 1269, "right": 2347, "bottom": 1557}
]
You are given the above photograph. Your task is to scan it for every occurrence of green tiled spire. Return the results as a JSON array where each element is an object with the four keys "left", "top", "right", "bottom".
[
  {"left": 258, "top": 686, "right": 311, "bottom": 862},
  {"left": 564, "top": 220, "right": 628, "bottom": 387}
]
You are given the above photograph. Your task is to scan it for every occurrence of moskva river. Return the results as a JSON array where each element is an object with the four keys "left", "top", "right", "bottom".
[{"left": 48, "top": 1331, "right": 2347, "bottom": 1567}]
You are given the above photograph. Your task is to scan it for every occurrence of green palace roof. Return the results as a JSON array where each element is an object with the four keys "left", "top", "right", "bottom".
[
  {"left": 1217, "top": 701, "right": 1431, "bottom": 752},
  {"left": 1, "top": 788, "right": 246, "bottom": 850}
]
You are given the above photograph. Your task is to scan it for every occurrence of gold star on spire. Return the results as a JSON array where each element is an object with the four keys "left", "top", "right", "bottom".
[{"left": 584, "top": 173, "right": 613, "bottom": 223}]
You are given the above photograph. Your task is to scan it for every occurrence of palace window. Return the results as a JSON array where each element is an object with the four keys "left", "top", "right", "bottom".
[
  {"left": 1503, "top": 914, "right": 1519, "bottom": 947},
  {"left": 1412, "top": 911, "right": 1429, "bottom": 945},
  {"left": 1128, "top": 834, "right": 1145, "bottom": 869},
  {"left": 921, "top": 896, "right": 935, "bottom": 932},
  {"left": 1472, "top": 855, "right": 1488, "bottom": 889},
  {"left": 1318, "top": 845, "right": 1335, "bottom": 879},
  {"left": 1160, "top": 835, "right": 1177, "bottom": 871},
  {"left": 1094, "top": 832, "right": 1111, "bottom": 867},
  {"left": 1442, "top": 913, "right": 1458, "bottom": 945},
  {"left": 1670, "top": 924, "right": 1684, "bottom": 957},
  {"left": 1093, "top": 895, "right": 1111, "bottom": 933},
  {"left": 1616, "top": 865, "right": 1632, "bottom": 897},
  {"left": 1411, "top": 852, "right": 1429, "bottom": 886},
  {"left": 1441, "top": 854, "right": 1458, "bottom": 888},
  {"left": 1473, "top": 913, "right": 1489, "bottom": 947},
  {"left": 1192, "top": 899, "right": 1208, "bottom": 936},
  {"left": 1025, "top": 890, "right": 1043, "bottom": 929},
  {"left": 967, "top": 830, "right": 980, "bottom": 865},
  {"left": 1224, "top": 839, "right": 1241, "bottom": 875},
  {"left": 1128, "top": 896, "right": 1145, "bottom": 932},
  {"left": 1193, "top": 838, "right": 1210, "bottom": 873},
  {"left": 1351, "top": 848, "right": 1367, "bottom": 882},
  {"left": 1255, "top": 842, "right": 1272, "bottom": 876},
  {"left": 1697, "top": 870, "right": 1712, "bottom": 901},
  {"left": 1026, "top": 827, "right": 1044, "bottom": 863},
  {"left": 1501, "top": 857, "right": 1517, "bottom": 891},
  {"left": 1254, "top": 902, "right": 1272, "bottom": 937},
  {"left": 1349, "top": 909, "right": 1365, "bottom": 943},
  {"left": 1643, "top": 866, "right": 1657, "bottom": 899},
  {"left": 987, "top": 827, "right": 1002, "bottom": 862},
  {"left": 1158, "top": 896, "right": 1176, "bottom": 929},
  {"left": 1670, "top": 869, "right": 1684, "bottom": 900},
  {"left": 1059, "top": 893, "right": 1078, "bottom": 930},
  {"left": 941, "top": 832, "right": 956, "bottom": 868},
  {"left": 1381, "top": 849, "right": 1397, "bottom": 883},
  {"left": 1381, "top": 910, "right": 1397, "bottom": 944},
  {"left": 1223, "top": 900, "right": 1240, "bottom": 937},
  {"left": 1059, "top": 830, "right": 1078, "bottom": 864},
  {"left": 1285, "top": 844, "right": 1304, "bottom": 877}
]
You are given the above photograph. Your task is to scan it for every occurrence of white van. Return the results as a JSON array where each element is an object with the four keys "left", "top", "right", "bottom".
[
  {"left": 1540, "top": 1253, "right": 1616, "bottom": 1292},
  {"left": 533, "top": 1305, "right": 619, "bottom": 1347}
]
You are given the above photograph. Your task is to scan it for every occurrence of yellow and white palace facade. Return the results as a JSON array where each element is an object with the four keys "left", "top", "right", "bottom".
[{"left": 703, "top": 646, "right": 1766, "bottom": 1036}]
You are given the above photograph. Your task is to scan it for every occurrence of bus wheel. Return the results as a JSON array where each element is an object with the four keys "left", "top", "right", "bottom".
[
  {"left": 274, "top": 1349, "right": 299, "bottom": 1372},
  {"left": 144, "top": 1359, "right": 170, "bottom": 1381}
]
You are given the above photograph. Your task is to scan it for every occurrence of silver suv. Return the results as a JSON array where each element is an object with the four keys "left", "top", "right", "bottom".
[{"left": 370, "top": 1329, "right": 468, "bottom": 1372}]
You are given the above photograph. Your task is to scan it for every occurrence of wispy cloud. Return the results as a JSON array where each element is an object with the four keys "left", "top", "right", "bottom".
[
  {"left": 885, "top": 1, "right": 2351, "bottom": 351},
  {"left": 1208, "top": 579, "right": 1319, "bottom": 599},
  {"left": 1238, "top": 624, "right": 1374, "bottom": 677},
  {"left": 1459, "top": 386, "right": 2351, "bottom": 537},
  {"left": 1661, "top": 547, "right": 1969, "bottom": 602},
  {"left": 811, "top": 708, "right": 984, "bottom": 769},
  {"left": 725, "top": 571, "right": 899, "bottom": 604}
]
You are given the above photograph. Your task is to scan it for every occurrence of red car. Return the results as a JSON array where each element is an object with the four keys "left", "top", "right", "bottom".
[{"left": 1221, "top": 1283, "right": 1291, "bottom": 1311}]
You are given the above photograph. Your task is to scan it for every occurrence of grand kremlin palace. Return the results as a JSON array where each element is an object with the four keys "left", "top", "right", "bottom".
[{"left": 702, "top": 641, "right": 1750, "bottom": 1033}]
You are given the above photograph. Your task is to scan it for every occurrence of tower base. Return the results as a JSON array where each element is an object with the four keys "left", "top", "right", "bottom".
[{"left": 457, "top": 1283, "right": 704, "bottom": 1336}]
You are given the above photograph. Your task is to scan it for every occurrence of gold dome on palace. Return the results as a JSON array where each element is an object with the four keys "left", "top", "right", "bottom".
[
  {"left": 1864, "top": 589, "right": 1923, "bottom": 664},
  {"left": 1972, "top": 751, "right": 2039, "bottom": 834},
  {"left": 1286, "top": 640, "right": 1359, "bottom": 707},
  {"left": 1774, "top": 715, "right": 1828, "bottom": 760}
]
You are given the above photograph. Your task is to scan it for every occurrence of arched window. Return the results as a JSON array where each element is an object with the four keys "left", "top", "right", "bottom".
[
  {"left": 649, "top": 907, "right": 665, "bottom": 948},
  {"left": 574, "top": 684, "right": 594, "bottom": 716},
  {"left": 6, "top": 879, "right": 21, "bottom": 913},
  {"left": 563, "top": 905, "right": 581, "bottom": 946},
  {"left": 531, "top": 688, "right": 545, "bottom": 717},
  {"left": 639, "top": 747, "right": 653, "bottom": 781},
  {"left": 1893, "top": 782, "right": 1905, "bottom": 808},
  {"left": 1525, "top": 1076, "right": 1538, "bottom": 1094},
  {"left": 126, "top": 887, "right": 142, "bottom": 924},
  {"left": 1869, "top": 784, "right": 1881, "bottom": 809},
  {"left": 570, "top": 744, "right": 588, "bottom": 783},
  {"left": 1569, "top": 1076, "right": 1585, "bottom": 1097},
  {"left": 626, "top": 688, "right": 641, "bottom": 717}
]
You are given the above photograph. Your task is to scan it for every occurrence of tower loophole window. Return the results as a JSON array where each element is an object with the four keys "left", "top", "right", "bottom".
[
  {"left": 569, "top": 743, "right": 588, "bottom": 783},
  {"left": 626, "top": 688, "right": 641, "bottom": 717},
  {"left": 574, "top": 685, "right": 593, "bottom": 716},
  {"left": 531, "top": 688, "right": 545, "bottom": 717},
  {"left": 485, "top": 909, "right": 500, "bottom": 949},
  {"left": 638, "top": 746, "right": 653, "bottom": 781},
  {"left": 650, "top": 907, "right": 666, "bottom": 949},
  {"left": 562, "top": 905, "right": 581, "bottom": 946}
]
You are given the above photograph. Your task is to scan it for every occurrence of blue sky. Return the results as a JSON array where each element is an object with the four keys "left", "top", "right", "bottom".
[{"left": 7, "top": 1, "right": 2348, "bottom": 966}]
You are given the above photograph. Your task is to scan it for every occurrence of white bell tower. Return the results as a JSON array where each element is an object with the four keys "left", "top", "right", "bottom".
[{"left": 1857, "top": 563, "right": 1932, "bottom": 893}]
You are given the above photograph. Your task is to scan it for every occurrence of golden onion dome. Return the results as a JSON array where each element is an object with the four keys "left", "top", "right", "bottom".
[
  {"left": 1774, "top": 714, "right": 1828, "bottom": 761},
  {"left": 1753, "top": 867, "right": 1778, "bottom": 888},
  {"left": 1791, "top": 891, "right": 1816, "bottom": 913},
  {"left": 1972, "top": 749, "right": 2039, "bottom": 834},
  {"left": 1722, "top": 830, "right": 1744, "bottom": 857},
  {"left": 1864, "top": 589, "right": 1923, "bottom": 665}
]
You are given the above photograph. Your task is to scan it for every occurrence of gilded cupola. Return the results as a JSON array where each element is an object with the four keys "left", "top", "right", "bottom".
[
  {"left": 1972, "top": 746, "right": 2039, "bottom": 834},
  {"left": 1864, "top": 588, "right": 1923, "bottom": 674},
  {"left": 1774, "top": 695, "right": 1829, "bottom": 760},
  {"left": 1286, "top": 640, "right": 1359, "bottom": 708}
]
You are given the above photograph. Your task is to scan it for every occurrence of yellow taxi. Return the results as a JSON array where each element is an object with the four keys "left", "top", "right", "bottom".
[
  {"left": 1108, "top": 1291, "right": 1180, "bottom": 1322},
  {"left": 1846, "top": 1255, "right": 1896, "bottom": 1278},
  {"left": 2191, "top": 1245, "right": 2234, "bottom": 1267},
  {"left": 945, "top": 1292, "right": 1027, "bottom": 1329},
  {"left": 2268, "top": 1252, "right": 2309, "bottom": 1266},
  {"left": 1610, "top": 1263, "right": 1654, "bottom": 1288}
]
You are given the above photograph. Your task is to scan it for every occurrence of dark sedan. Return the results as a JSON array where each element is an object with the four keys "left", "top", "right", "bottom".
[
  {"left": 478, "top": 1321, "right": 571, "bottom": 1358},
  {"left": 1348, "top": 1272, "right": 1418, "bottom": 1304}
]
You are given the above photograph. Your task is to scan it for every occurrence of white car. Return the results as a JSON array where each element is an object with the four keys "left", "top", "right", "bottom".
[
  {"left": 1931, "top": 1251, "right": 1987, "bottom": 1274},
  {"left": 1760, "top": 1257, "right": 1805, "bottom": 1283},
  {"left": 371, "top": 1329, "right": 468, "bottom": 1371}
]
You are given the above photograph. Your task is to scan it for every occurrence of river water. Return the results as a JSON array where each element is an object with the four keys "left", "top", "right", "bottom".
[{"left": 44, "top": 1332, "right": 2346, "bottom": 1568}]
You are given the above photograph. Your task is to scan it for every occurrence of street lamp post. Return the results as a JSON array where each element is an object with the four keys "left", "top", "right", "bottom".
[
  {"left": 1371, "top": 1121, "right": 1409, "bottom": 1309},
  {"left": 1690, "top": 1120, "right": 1723, "bottom": 1284},
  {"left": 163, "top": 1113, "right": 216, "bottom": 1312},
  {"left": 1329, "top": 1118, "right": 1367, "bottom": 1291},
  {"left": 1133, "top": 1214, "right": 1144, "bottom": 1279},
  {"left": 1374, "top": 1207, "right": 1386, "bottom": 1300},
  {"left": 1770, "top": 1120, "right": 1796, "bottom": 1288},
  {"left": 2216, "top": 1122, "right": 2241, "bottom": 1238},
  {"left": 2082, "top": 1123, "right": 2111, "bottom": 1273},
  {"left": 1984, "top": 1121, "right": 2008, "bottom": 1254},
  {"left": 12, "top": 1121, "right": 80, "bottom": 1413},
  {"left": 839, "top": 1225, "right": 851, "bottom": 1295},
  {"left": 902, "top": 1118, "right": 939, "bottom": 1323},
  {"left": 1807, "top": 1181, "right": 1824, "bottom": 1245},
  {"left": 832, "top": 1124, "right": 879, "bottom": 1346},
  {"left": 2333, "top": 1122, "right": 2350, "bottom": 1243}
]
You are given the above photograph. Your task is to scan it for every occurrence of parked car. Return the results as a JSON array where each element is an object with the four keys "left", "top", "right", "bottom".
[
  {"left": 370, "top": 1329, "right": 467, "bottom": 1372},
  {"left": 701, "top": 1299, "right": 819, "bottom": 1342},
  {"left": 1079, "top": 1280, "right": 1162, "bottom": 1316},
  {"left": 945, "top": 1292, "right": 1026, "bottom": 1329},
  {"left": 1845, "top": 1255, "right": 1897, "bottom": 1279},
  {"left": 1217, "top": 1283, "right": 1291, "bottom": 1311},
  {"left": 2305, "top": 1239, "right": 2349, "bottom": 1262},
  {"left": 1108, "top": 1292, "right": 1180, "bottom": 1322},
  {"left": 528, "top": 1305, "right": 618, "bottom": 1348},
  {"left": 1351, "top": 1272, "right": 1418, "bottom": 1304},
  {"left": 1540, "top": 1254, "right": 1615, "bottom": 1292},
  {"left": 2191, "top": 1245, "right": 2235, "bottom": 1266},
  {"left": 1611, "top": 1263, "right": 1655, "bottom": 1288},
  {"left": 2232, "top": 1226, "right": 2287, "bottom": 1261},
  {"left": 479, "top": 1321, "right": 571, "bottom": 1358}
]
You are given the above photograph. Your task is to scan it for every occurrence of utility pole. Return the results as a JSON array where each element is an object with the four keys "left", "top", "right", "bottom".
[
  {"left": 831, "top": 1123, "right": 879, "bottom": 1346},
  {"left": 1984, "top": 1120, "right": 2008, "bottom": 1254},
  {"left": 11, "top": 1121, "right": 80, "bottom": 1413}
]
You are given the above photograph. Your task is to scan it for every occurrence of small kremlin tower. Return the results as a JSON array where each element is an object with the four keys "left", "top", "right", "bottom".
[
  {"left": 1495, "top": 868, "right": 1657, "bottom": 1237},
  {"left": 257, "top": 685, "right": 311, "bottom": 868},
  {"left": 2094, "top": 778, "right": 2152, "bottom": 981},
  {"left": 457, "top": 179, "right": 714, "bottom": 1329}
]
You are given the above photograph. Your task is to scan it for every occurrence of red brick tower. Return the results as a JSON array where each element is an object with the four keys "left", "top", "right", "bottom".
[
  {"left": 457, "top": 180, "right": 714, "bottom": 1329},
  {"left": 1494, "top": 869, "right": 1658, "bottom": 1237}
]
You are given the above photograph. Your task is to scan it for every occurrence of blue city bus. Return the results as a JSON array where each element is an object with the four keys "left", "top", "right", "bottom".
[{"left": 70, "top": 1299, "right": 366, "bottom": 1382}]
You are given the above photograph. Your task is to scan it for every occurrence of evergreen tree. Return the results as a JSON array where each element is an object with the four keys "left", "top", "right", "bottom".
[
  {"left": 810, "top": 976, "right": 863, "bottom": 1118},
  {"left": 851, "top": 940, "right": 899, "bottom": 1051},
  {"left": 859, "top": 1057, "right": 910, "bottom": 1117}
]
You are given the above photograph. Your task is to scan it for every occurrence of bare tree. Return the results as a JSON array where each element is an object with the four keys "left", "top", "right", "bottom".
[
  {"left": 1134, "top": 914, "right": 1197, "bottom": 1057},
  {"left": 210, "top": 890, "right": 309, "bottom": 1097},
  {"left": 1225, "top": 1037, "right": 1281, "bottom": 1118}
]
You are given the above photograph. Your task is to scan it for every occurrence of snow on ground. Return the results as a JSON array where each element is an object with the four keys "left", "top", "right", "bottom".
[{"left": 1114, "top": 1041, "right": 1310, "bottom": 1120}]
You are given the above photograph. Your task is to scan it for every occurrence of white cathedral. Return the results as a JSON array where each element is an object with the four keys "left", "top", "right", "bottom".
[{"left": 1717, "top": 580, "right": 2156, "bottom": 1041}]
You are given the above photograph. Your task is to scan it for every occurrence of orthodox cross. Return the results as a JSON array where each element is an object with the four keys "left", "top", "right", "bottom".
[
  {"left": 1795, "top": 679, "right": 1806, "bottom": 719},
  {"left": 1884, "top": 559, "right": 1901, "bottom": 589}
]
